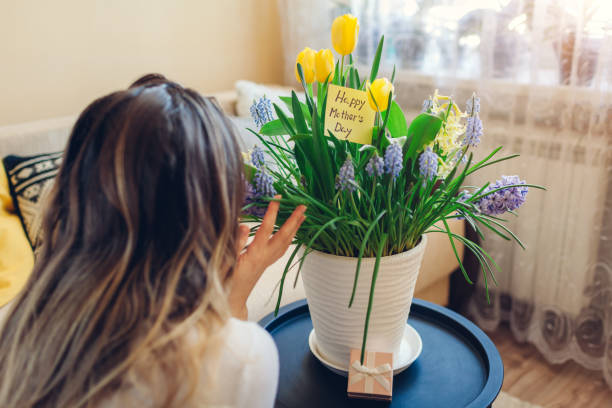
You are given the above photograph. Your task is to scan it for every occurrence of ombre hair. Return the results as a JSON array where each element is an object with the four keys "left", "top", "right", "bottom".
[{"left": 0, "top": 75, "right": 245, "bottom": 407}]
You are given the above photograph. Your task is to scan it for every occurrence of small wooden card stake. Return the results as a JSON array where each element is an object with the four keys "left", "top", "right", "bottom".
[{"left": 347, "top": 349, "right": 393, "bottom": 401}]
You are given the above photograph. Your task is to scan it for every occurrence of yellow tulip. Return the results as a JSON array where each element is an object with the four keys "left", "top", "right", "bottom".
[
  {"left": 314, "top": 49, "right": 335, "bottom": 83},
  {"left": 295, "top": 47, "right": 316, "bottom": 84},
  {"left": 331, "top": 14, "right": 359, "bottom": 56},
  {"left": 367, "top": 78, "right": 394, "bottom": 112}
]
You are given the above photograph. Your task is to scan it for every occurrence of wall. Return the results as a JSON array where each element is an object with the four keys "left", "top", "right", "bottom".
[{"left": 0, "top": 0, "right": 283, "bottom": 125}]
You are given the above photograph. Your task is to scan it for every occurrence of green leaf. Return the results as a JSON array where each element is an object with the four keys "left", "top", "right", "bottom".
[
  {"left": 319, "top": 82, "right": 329, "bottom": 132},
  {"left": 333, "top": 60, "right": 340, "bottom": 86},
  {"left": 279, "top": 96, "right": 293, "bottom": 110},
  {"left": 387, "top": 101, "right": 408, "bottom": 138},
  {"left": 377, "top": 132, "right": 400, "bottom": 153},
  {"left": 296, "top": 63, "right": 316, "bottom": 115},
  {"left": 291, "top": 91, "right": 308, "bottom": 134},
  {"left": 327, "top": 130, "right": 347, "bottom": 163},
  {"left": 379, "top": 91, "right": 393, "bottom": 134},
  {"left": 311, "top": 109, "right": 335, "bottom": 200},
  {"left": 405, "top": 113, "right": 443, "bottom": 161},
  {"left": 243, "top": 163, "right": 257, "bottom": 182},
  {"left": 279, "top": 95, "right": 312, "bottom": 123},
  {"left": 288, "top": 133, "right": 312, "bottom": 142},
  {"left": 260, "top": 118, "right": 294, "bottom": 136},
  {"left": 349, "top": 66, "right": 358, "bottom": 89},
  {"left": 273, "top": 104, "right": 296, "bottom": 136},
  {"left": 390, "top": 136, "right": 407, "bottom": 148},
  {"left": 370, "top": 126, "right": 382, "bottom": 150},
  {"left": 369, "top": 35, "right": 384, "bottom": 84},
  {"left": 293, "top": 140, "right": 312, "bottom": 184}
]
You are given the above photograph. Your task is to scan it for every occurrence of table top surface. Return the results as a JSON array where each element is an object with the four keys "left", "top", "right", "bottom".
[{"left": 259, "top": 299, "right": 503, "bottom": 408}]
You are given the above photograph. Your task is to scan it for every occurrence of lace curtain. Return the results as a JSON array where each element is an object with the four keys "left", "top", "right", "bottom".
[{"left": 277, "top": 0, "right": 612, "bottom": 387}]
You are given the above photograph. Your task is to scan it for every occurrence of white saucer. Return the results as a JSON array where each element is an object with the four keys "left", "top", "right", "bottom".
[{"left": 308, "top": 324, "right": 423, "bottom": 377}]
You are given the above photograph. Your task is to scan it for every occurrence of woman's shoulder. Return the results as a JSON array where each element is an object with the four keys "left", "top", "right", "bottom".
[
  {"left": 202, "top": 318, "right": 279, "bottom": 407},
  {"left": 215, "top": 317, "right": 279, "bottom": 383},
  {"left": 221, "top": 317, "right": 277, "bottom": 358},
  {"left": 99, "top": 318, "right": 279, "bottom": 408}
]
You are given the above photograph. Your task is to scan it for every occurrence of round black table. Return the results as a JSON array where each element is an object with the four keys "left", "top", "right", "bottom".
[{"left": 259, "top": 299, "right": 503, "bottom": 408}]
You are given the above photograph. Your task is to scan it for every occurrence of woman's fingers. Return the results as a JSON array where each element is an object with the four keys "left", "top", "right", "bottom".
[
  {"left": 249, "top": 201, "right": 307, "bottom": 266},
  {"left": 254, "top": 195, "right": 281, "bottom": 242},
  {"left": 270, "top": 205, "right": 307, "bottom": 251},
  {"left": 236, "top": 224, "right": 250, "bottom": 253}
]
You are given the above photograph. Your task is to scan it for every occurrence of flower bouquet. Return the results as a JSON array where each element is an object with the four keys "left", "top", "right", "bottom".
[{"left": 243, "top": 14, "right": 543, "bottom": 368}]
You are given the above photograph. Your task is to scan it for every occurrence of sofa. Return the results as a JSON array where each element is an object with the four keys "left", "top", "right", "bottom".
[{"left": 0, "top": 86, "right": 464, "bottom": 322}]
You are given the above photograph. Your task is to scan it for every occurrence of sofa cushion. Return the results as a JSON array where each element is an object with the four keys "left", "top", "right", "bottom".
[
  {"left": 0, "top": 162, "right": 35, "bottom": 307},
  {"left": 0, "top": 116, "right": 75, "bottom": 158},
  {"left": 234, "top": 81, "right": 295, "bottom": 118},
  {"left": 2, "top": 152, "right": 62, "bottom": 250}
]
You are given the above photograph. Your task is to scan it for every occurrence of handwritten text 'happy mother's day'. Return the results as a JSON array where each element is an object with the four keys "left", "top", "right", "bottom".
[{"left": 325, "top": 84, "right": 375, "bottom": 145}]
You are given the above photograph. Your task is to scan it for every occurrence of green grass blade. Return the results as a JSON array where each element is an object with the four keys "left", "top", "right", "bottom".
[
  {"left": 274, "top": 244, "right": 303, "bottom": 316},
  {"left": 349, "top": 210, "right": 387, "bottom": 307},
  {"left": 298, "top": 217, "right": 347, "bottom": 272},
  {"left": 369, "top": 35, "right": 385, "bottom": 84},
  {"left": 360, "top": 233, "right": 387, "bottom": 364},
  {"left": 442, "top": 218, "right": 472, "bottom": 284}
]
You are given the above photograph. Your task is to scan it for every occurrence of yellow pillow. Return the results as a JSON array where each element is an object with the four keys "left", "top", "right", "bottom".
[{"left": 0, "top": 162, "right": 34, "bottom": 307}]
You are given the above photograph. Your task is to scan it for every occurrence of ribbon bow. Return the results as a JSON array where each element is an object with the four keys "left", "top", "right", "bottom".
[{"left": 349, "top": 360, "right": 392, "bottom": 392}]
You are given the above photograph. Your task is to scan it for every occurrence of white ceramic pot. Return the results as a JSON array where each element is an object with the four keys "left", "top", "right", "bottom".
[{"left": 301, "top": 235, "right": 427, "bottom": 368}]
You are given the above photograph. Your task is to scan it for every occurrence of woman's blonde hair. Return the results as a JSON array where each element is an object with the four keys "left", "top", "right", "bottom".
[{"left": 0, "top": 75, "right": 245, "bottom": 407}]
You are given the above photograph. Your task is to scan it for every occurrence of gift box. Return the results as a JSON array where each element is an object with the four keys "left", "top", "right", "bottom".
[{"left": 347, "top": 349, "right": 393, "bottom": 401}]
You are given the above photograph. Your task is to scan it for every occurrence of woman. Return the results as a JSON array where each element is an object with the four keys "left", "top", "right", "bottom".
[{"left": 0, "top": 75, "right": 306, "bottom": 407}]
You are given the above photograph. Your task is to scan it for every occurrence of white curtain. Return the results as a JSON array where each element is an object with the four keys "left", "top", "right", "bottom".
[{"left": 278, "top": 0, "right": 612, "bottom": 387}]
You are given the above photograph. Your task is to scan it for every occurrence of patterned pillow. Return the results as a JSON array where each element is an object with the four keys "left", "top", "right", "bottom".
[{"left": 2, "top": 152, "right": 62, "bottom": 250}]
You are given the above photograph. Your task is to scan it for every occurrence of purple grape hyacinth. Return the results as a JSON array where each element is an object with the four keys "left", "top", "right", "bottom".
[
  {"left": 384, "top": 142, "right": 403, "bottom": 179},
  {"left": 421, "top": 99, "right": 433, "bottom": 113},
  {"left": 336, "top": 157, "right": 357, "bottom": 192},
  {"left": 253, "top": 168, "right": 277, "bottom": 197},
  {"left": 243, "top": 178, "right": 266, "bottom": 217},
  {"left": 251, "top": 145, "right": 265, "bottom": 168},
  {"left": 418, "top": 146, "right": 438, "bottom": 181},
  {"left": 466, "top": 95, "right": 480, "bottom": 116},
  {"left": 250, "top": 96, "right": 275, "bottom": 128},
  {"left": 365, "top": 154, "right": 384, "bottom": 177},
  {"left": 458, "top": 190, "right": 471, "bottom": 203},
  {"left": 464, "top": 94, "right": 483, "bottom": 147},
  {"left": 463, "top": 116, "right": 483, "bottom": 147},
  {"left": 476, "top": 175, "right": 528, "bottom": 216}
]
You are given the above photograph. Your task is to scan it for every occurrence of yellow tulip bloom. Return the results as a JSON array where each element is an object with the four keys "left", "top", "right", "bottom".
[
  {"left": 314, "top": 49, "right": 335, "bottom": 83},
  {"left": 331, "top": 14, "right": 359, "bottom": 56},
  {"left": 367, "top": 78, "right": 394, "bottom": 112},
  {"left": 295, "top": 47, "right": 316, "bottom": 84}
]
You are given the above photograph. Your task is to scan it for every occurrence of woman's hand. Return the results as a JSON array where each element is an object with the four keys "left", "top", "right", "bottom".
[{"left": 229, "top": 196, "right": 306, "bottom": 320}]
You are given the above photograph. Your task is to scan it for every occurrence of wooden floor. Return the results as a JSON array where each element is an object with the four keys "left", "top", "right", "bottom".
[{"left": 488, "top": 324, "right": 612, "bottom": 408}]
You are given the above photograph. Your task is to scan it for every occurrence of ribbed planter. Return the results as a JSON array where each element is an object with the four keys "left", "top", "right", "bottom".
[{"left": 301, "top": 236, "right": 427, "bottom": 368}]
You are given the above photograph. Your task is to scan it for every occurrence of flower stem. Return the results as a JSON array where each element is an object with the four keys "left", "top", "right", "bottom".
[
  {"left": 360, "top": 233, "right": 388, "bottom": 364},
  {"left": 350, "top": 194, "right": 365, "bottom": 223}
]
